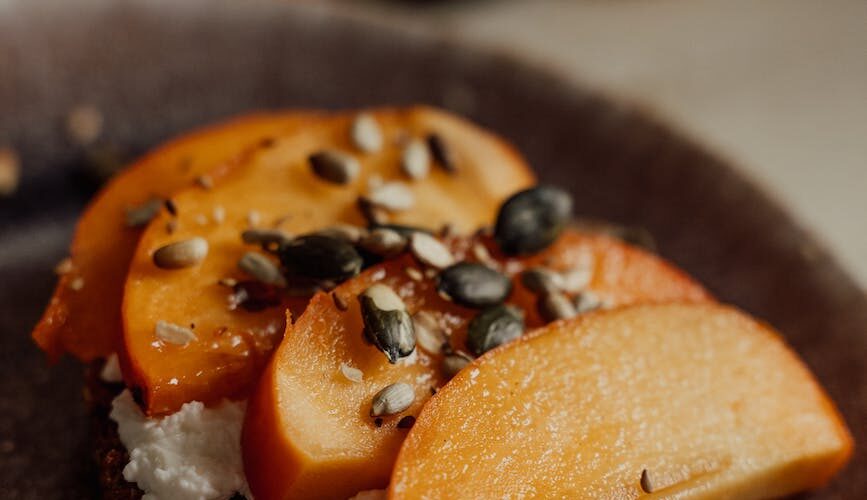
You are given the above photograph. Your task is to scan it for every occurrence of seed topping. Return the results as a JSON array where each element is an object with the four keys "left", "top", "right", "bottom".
[
  {"left": 409, "top": 233, "right": 455, "bottom": 270},
  {"left": 125, "top": 198, "right": 164, "bottom": 227},
  {"left": 360, "top": 284, "right": 415, "bottom": 363},
  {"left": 340, "top": 362, "right": 364, "bottom": 383},
  {"left": 278, "top": 234, "right": 363, "bottom": 281},
  {"left": 640, "top": 469, "right": 653, "bottom": 493},
  {"left": 242, "top": 228, "right": 294, "bottom": 250},
  {"left": 412, "top": 311, "right": 447, "bottom": 354},
  {"left": 494, "top": 186, "right": 573, "bottom": 255},
  {"left": 195, "top": 174, "right": 213, "bottom": 190},
  {"left": 350, "top": 113, "right": 383, "bottom": 153},
  {"left": 238, "top": 251, "right": 287, "bottom": 287},
  {"left": 370, "top": 382, "right": 414, "bottom": 417},
  {"left": 332, "top": 292, "right": 349, "bottom": 311},
  {"left": 152, "top": 237, "right": 208, "bottom": 269},
  {"left": 155, "top": 320, "right": 197, "bottom": 346},
  {"left": 574, "top": 290, "right": 603, "bottom": 314},
  {"left": 365, "top": 181, "right": 415, "bottom": 212},
  {"left": 359, "top": 228, "right": 407, "bottom": 258},
  {"left": 437, "top": 262, "right": 512, "bottom": 308},
  {"left": 427, "top": 133, "right": 456, "bottom": 173},
  {"left": 357, "top": 197, "right": 389, "bottom": 225},
  {"left": 442, "top": 351, "right": 473, "bottom": 379},
  {"left": 309, "top": 149, "right": 360, "bottom": 184},
  {"left": 466, "top": 304, "right": 524, "bottom": 356},
  {"left": 538, "top": 291, "right": 577, "bottom": 323},
  {"left": 401, "top": 138, "right": 430, "bottom": 180},
  {"left": 520, "top": 267, "right": 562, "bottom": 295},
  {"left": 315, "top": 224, "right": 368, "bottom": 244}
]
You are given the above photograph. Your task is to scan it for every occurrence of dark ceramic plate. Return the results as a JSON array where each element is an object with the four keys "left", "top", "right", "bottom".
[{"left": 0, "top": 1, "right": 863, "bottom": 498}]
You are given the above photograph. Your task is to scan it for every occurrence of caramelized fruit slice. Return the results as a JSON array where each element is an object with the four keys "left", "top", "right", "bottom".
[
  {"left": 390, "top": 303, "right": 853, "bottom": 499},
  {"left": 32, "top": 112, "right": 313, "bottom": 361},
  {"left": 122, "top": 106, "right": 536, "bottom": 414},
  {"left": 242, "top": 231, "right": 710, "bottom": 500}
]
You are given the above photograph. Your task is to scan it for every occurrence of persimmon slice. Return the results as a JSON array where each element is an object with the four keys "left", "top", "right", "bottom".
[
  {"left": 32, "top": 112, "right": 314, "bottom": 361},
  {"left": 121, "top": 107, "right": 536, "bottom": 415},
  {"left": 242, "top": 230, "right": 710, "bottom": 500},
  {"left": 389, "top": 303, "right": 852, "bottom": 499}
]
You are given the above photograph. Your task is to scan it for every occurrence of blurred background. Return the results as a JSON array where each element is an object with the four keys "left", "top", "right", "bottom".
[{"left": 321, "top": 0, "right": 867, "bottom": 285}]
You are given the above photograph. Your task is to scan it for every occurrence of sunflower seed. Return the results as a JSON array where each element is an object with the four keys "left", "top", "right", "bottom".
[
  {"left": 315, "top": 224, "right": 368, "bottom": 244},
  {"left": 155, "top": 320, "right": 197, "bottom": 345},
  {"left": 640, "top": 469, "right": 653, "bottom": 493},
  {"left": 442, "top": 351, "right": 473, "bottom": 379},
  {"left": 365, "top": 181, "right": 415, "bottom": 212},
  {"left": 520, "top": 267, "right": 562, "bottom": 295},
  {"left": 212, "top": 205, "right": 226, "bottom": 224},
  {"left": 339, "top": 362, "right": 364, "bottom": 383},
  {"left": 65, "top": 104, "right": 103, "bottom": 146},
  {"left": 332, "top": 292, "right": 349, "bottom": 311},
  {"left": 494, "top": 186, "right": 573, "bottom": 255},
  {"left": 437, "top": 263, "right": 512, "bottom": 308},
  {"left": 360, "top": 284, "right": 415, "bottom": 363},
  {"left": 369, "top": 223, "right": 432, "bottom": 238},
  {"left": 152, "top": 237, "right": 208, "bottom": 269},
  {"left": 195, "top": 174, "right": 213, "bottom": 190},
  {"left": 246, "top": 210, "right": 261, "bottom": 227},
  {"left": 412, "top": 311, "right": 446, "bottom": 354},
  {"left": 218, "top": 277, "right": 238, "bottom": 287},
  {"left": 574, "top": 290, "right": 603, "bottom": 314},
  {"left": 238, "top": 252, "right": 287, "bottom": 287},
  {"left": 560, "top": 267, "right": 592, "bottom": 294},
  {"left": 427, "top": 133, "right": 456, "bottom": 173},
  {"left": 471, "top": 242, "right": 498, "bottom": 269},
  {"left": 278, "top": 234, "right": 363, "bottom": 281},
  {"left": 357, "top": 197, "right": 389, "bottom": 225},
  {"left": 409, "top": 233, "right": 455, "bottom": 270},
  {"left": 538, "top": 291, "right": 577, "bottom": 323},
  {"left": 404, "top": 267, "right": 424, "bottom": 282},
  {"left": 0, "top": 147, "right": 20, "bottom": 196},
  {"left": 359, "top": 228, "right": 407, "bottom": 258},
  {"left": 370, "top": 382, "right": 414, "bottom": 417},
  {"left": 125, "top": 198, "right": 164, "bottom": 227},
  {"left": 309, "top": 149, "right": 360, "bottom": 184},
  {"left": 242, "top": 228, "right": 294, "bottom": 248},
  {"left": 350, "top": 113, "right": 383, "bottom": 153},
  {"left": 401, "top": 138, "right": 430, "bottom": 180},
  {"left": 466, "top": 304, "right": 524, "bottom": 356}
]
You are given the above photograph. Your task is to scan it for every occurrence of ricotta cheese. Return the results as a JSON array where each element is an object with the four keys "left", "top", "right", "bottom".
[{"left": 109, "top": 389, "right": 251, "bottom": 500}]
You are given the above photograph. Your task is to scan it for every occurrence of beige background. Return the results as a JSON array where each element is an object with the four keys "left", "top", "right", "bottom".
[{"left": 327, "top": 0, "right": 867, "bottom": 286}]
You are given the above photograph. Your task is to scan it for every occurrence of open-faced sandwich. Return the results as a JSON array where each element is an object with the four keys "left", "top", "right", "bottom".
[{"left": 32, "top": 106, "right": 852, "bottom": 499}]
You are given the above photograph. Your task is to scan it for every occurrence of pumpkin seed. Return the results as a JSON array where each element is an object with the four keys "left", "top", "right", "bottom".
[
  {"left": 339, "top": 362, "right": 364, "bottom": 383},
  {"left": 359, "top": 228, "right": 407, "bottom": 258},
  {"left": 370, "top": 382, "right": 414, "bottom": 417},
  {"left": 466, "top": 304, "right": 524, "bottom": 356},
  {"left": 242, "top": 228, "right": 294, "bottom": 248},
  {"left": 574, "top": 290, "right": 603, "bottom": 314},
  {"left": 412, "top": 311, "right": 446, "bottom": 354},
  {"left": 155, "top": 320, "right": 197, "bottom": 345},
  {"left": 278, "top": 234, "right": 362, "bottom": 281},
  {"left": 365, "top": 181, "right": 415, "bottom": 212},
  {"left": 538, "top": 291, "right": 577, "bottom": 323},
  {"left": 309, "top": 149, "right": 360, "bottom": 184},
  {"left": 152, "top": 237, "right": 208, "bottom": 269},
  {"left": 125, "top": 198, "right": 164, "bottom": 227},
  {"left": 360, "top": 284, "right": 415, "bottom": 364},
  {"left": 640, "top": 469, "right": 653, "bottom": 493},
  {"left": 401, "top": 138, "right": 430, "bottom": 180},
  {"left": 427, "top": 133, "right": 456, "bottom": 172},
  {"left": 442, "top": 351, "right": 473, "bottom": 379},
  {"left": 437, "top": 262, "right": 512, "bottom": 308},
  {"left": 409, "top": 233, "right": 455, "bottom": 270},
  {"left": 315, "top": 224, "right": 368, "bottom": 244},
  {"left": 520, "top": 267, "right": 562, "bottom": 295},
  {"left": 494, "top": 186, "right": 573, "bottom": 255},
  {"left": 238, "top": 251, "right": 287, "bottom": 287},
  {"left": 350, "top": 113, "right": 383, "bottom": 153}
]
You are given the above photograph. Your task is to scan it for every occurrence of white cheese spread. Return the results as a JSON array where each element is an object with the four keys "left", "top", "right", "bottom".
[{"left": 109, "top": 389, "right": 251, "bottom": 500}]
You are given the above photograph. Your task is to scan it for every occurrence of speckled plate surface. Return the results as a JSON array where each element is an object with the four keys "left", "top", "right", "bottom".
[{"left": 0, "top": 1, "right": 863, "bottom": 498}]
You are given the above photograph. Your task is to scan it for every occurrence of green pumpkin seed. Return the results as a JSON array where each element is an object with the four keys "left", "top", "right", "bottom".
[
  {"left": 494, "top": 186, "right": 573, "bottom": 255},
  {"left": 466, "top": 304, "right": 524, "bottom": 356},
  {"left": 370, "top": 382, "right": 414, "bottom": 417},
  {"left": 278, "top": 234, "right": 362, "bottom": 281},
  {"left": 437, "top": 262, "right": 512, "bottom": 308},
  {"left": 360, "top": 284, "right": 415, "bottom": 363},
  {"left": 309, "top": 149, "right": 360, "bottom": 184},
  {"left": 152, "top": 237, "right": 208, "bottom": 269},
  {"left": 238, "top": 252, "right": 287, "bottom": 287}
]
